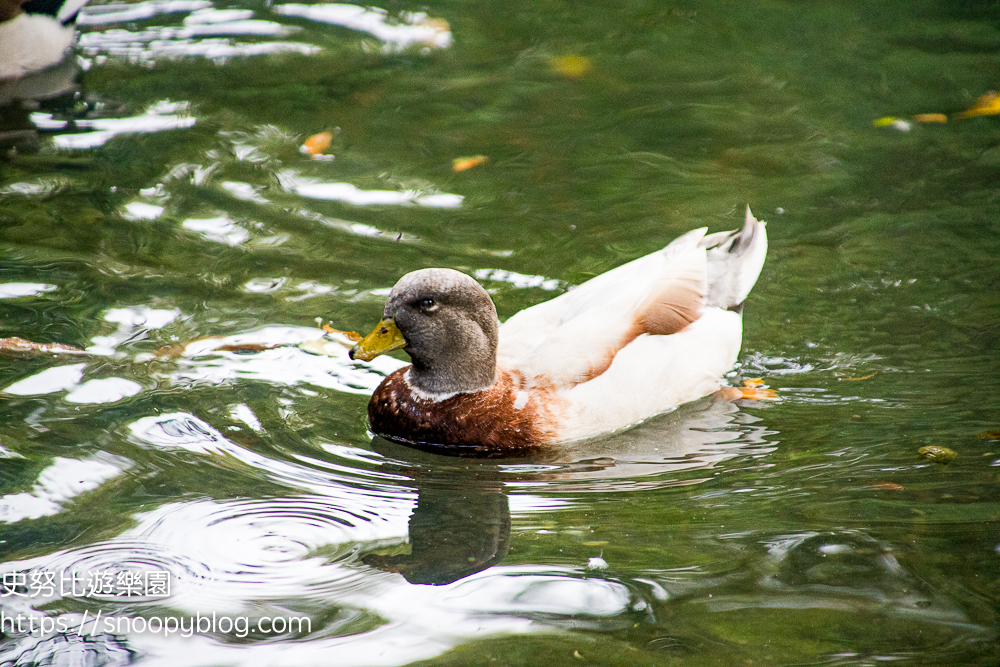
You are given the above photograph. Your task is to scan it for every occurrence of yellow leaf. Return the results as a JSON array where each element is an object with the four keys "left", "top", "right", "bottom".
[
  {"left": 873, "top": 117, "right": 898, "bottom": 127},
  {"left": 302, "top": 131, "right": 333, "bottom": 156},
  {"left": 452, "top": 155, "right": 488, "bottom": 172},
  {"left": 955, "top": 91, "right": 1000, "bottom": 119},
  {"left": 549, "top": 55, "right": 592, "bottom": 78},
  {"left": 321, "top": 323, "right": 362, "bottom": 342},
  {"left": 913, "top": 113, "right": 947, "bottom": 123}
]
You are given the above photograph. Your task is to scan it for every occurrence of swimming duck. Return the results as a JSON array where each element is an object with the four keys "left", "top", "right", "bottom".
[
  {"left": 350, "top": 207, "right": 767, "bottom": 455},
  {"left": 0, "top": 0, "right": 89, "bottom": 82}
]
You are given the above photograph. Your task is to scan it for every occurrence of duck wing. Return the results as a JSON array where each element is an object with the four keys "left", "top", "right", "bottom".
[{"left": 497, "top": 208, "right": 766, "bottom": 394}]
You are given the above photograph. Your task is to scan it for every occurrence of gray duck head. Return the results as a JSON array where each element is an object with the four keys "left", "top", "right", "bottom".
[{"left": 350, "top": 268, "right": 499, "bottom": 395}]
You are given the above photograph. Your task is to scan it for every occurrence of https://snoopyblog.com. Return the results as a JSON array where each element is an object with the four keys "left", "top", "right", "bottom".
[
  {"left": 1, "top": 610, "right": 312, "bottom": 638},
  {"left": 1, "top": 568, "right": 310, "bottom": 638}
]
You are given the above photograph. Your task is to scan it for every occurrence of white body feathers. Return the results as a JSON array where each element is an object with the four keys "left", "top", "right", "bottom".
[{"left": 497, "top": 207, "right": 767, "bottom": 442}]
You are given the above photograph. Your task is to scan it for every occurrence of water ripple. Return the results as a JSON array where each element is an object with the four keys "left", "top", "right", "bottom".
[{"left": 147, "top": 325, "right": 404, "bottom": 395}]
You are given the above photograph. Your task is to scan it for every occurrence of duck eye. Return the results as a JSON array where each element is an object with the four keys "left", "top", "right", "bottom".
[{"left": 417, "top": 298, "right": 437, "bottom": 312}]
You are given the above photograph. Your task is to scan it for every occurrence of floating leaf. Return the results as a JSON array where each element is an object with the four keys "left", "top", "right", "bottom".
[
  {"left": 452, "top": 155, "right": 488, "bottom": 172},
  {"left": 870, "top": 481, "right": 905, "bottom": 491},
  {"left": 917, "top": 445, "right": 957, "bottom": 464},
  {"left": 975, "top": 430, "right": 1000, "bottom": 440},
  {"left": 913, "top": 113, "right": 947, "bottom": 123},
  {"left": 839, "top": 372, "right": 878, "bottom": 381},
  {"left": 321, "top": 324, "right": 362, "bottom": 341},
  {"left": 954, "top": 91, "right": 1000, "bottom": 119},
  {"left": 873, "top": 116, "right": 911, "bottom": 131},
  {"left": 155, "top": 336, "right": 282, "bottom": 359},
  {"left": 549, "top": 55, "right": 593, "bottom": 78},
  {"left": 154, "top": 335, "right": 223, "bottom": 359},
  {"left": 0, "top": 337, "right": 86, "bottom": 356},
  {"left": 301, "top": 131, "right": 333, "bottom": 156}
]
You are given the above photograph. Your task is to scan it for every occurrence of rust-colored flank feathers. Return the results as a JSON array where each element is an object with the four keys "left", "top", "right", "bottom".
[{"left": 369, "top": 370, "right": 561, "bottom": 455}]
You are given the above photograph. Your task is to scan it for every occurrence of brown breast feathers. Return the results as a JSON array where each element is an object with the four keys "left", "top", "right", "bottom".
[{"left": 368, "top": 368, "right": 558, "bottom": 455}]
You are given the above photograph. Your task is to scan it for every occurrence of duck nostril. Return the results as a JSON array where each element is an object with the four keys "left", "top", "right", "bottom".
[{"left": 379, "top": 327, "right": 388, "bottom": 335}]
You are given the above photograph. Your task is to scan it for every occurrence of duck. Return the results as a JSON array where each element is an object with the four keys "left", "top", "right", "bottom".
[
  {"left": 349, "top": 207, "right": 767, "bottom": 455},
  {"left": 0, "top": 0, "right": 89, "bottom": 82}
]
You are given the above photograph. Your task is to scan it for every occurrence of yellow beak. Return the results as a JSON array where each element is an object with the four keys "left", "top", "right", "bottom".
[{"left": 349, "top": 318, "right": 407, "bottom": 361}]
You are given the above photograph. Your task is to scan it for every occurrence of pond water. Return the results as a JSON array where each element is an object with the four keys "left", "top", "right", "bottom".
[{"left": 1, "top": 0, "right": 999, "bottom": 665}]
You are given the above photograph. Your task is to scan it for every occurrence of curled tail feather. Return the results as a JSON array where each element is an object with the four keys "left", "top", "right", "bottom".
[{"left": 701, "top": 206, "right": 767, "bottom": 311}]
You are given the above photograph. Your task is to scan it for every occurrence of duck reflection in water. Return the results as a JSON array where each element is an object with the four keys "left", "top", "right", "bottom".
[
  {"left": 363, "top": 436, "right": 512, "bottom": 586},
  {"left": 361, "top": 394, "right": 774, "bottom": 585}
]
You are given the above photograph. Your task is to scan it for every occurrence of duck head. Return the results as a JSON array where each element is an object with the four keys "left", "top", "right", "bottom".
[{"left": 349, "top": 268, "right": 499, "bottom": 395}]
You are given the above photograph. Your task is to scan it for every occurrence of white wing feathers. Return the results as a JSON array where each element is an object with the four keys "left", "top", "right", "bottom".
[{"left": 497, "top": 209, "right": 766, "bottom": 410}]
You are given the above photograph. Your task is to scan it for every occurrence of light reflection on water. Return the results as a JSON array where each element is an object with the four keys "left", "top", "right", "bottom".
[
  {"left": 1, "top": 317, "right": 775, "bottom": 649},
  {"left": 0, "top": 405, "right": 987, "bottom": 665},
  {"left": 4, "top": 400, "right": 727, "bottom": 664}
]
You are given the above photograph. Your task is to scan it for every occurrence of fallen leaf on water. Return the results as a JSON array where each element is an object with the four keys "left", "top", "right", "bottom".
[
  {"left": 743, "top": 378, "right": 765, "bottom": 387},
  {"left": 452, "top": 155, "right": 488, "bottom": 172},
  {"left": 873, "top": 116, "right": 912, "bottom": 132},
  {"left": 155, "top": 336, "right": 284, "bottom": 359},
  {"left": 154, "top": 335, "right": 223, "bottom": 360},
  {"left": 913, "top": 113, "right": 947, "bottom": 123},
  {"left": 917, "top": 445, "right": 957, "bottom": 464},
  {"left": 870, "top": 481, "right": 905, "bottom": 491},
  {"left": 321, "top": 323, "right": 362, "bottom": 341},
  {"left": 839, "top": 372, "right": 878, "bottom": 381},
  {"left": 549, "top": 55, "right": 592, "bottom": 78},
  {"left": 954, "top": 91, "right": 1000, "bottom": 119},
  {"left": 0, "top": 337, "right": 86, "bottom": 356},
  {"left": 975, "top": 430, "right": 1000, "bottom": 440},
  {"left": 301, "top": 131, "right": 333, "bottom": 156}
]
